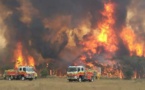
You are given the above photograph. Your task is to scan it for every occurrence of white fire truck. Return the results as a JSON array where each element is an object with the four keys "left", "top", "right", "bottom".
[
  {"left": 67, "top": 66, "right": 96, "bottom": 82},
  {"left": 3, "top": 66, "right": 37, "bottom": 80}
]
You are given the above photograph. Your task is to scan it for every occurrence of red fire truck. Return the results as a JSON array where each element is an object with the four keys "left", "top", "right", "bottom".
[
  {"left": 67, "top": 66, "right": 96, "bottom": 82},
  {"left": 3, "top": 66, "right": 37, "bottom": 80}
]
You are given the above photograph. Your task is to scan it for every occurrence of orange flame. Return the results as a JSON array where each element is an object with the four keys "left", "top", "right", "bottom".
[
  {"left": 133, "top": 70, "right": 137, "bottom": 79},
  {"left": 28, "top": 56, "right": 35, "bottom": 67},
  {"left": 80, "top": 2, "right": 118, "bottom": 57},
  {"left": 14, "top": 42, "right": 35, "bottom": 68},
  {"left": 98, "top": 3, "right": 115, "bottom": 43},
  {"left": 120, "top": 27, "right": 145, "bottom": 56},
  {"left": 86, "top": 63, "right": 94, "bottom": 68},
  {"left": 119, "top": 69, "right": 124, "bottom": 79},
  {"left": 77, "top": 2, "right": 123, "bottom": 78}
]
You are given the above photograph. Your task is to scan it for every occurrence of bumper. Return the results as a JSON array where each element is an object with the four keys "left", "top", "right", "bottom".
[
  {"left": 25, "top": 75, "right": 34, "bottom": 79},
  {"left": 67, "top": 76, "right": 78, "bottom": 80}
]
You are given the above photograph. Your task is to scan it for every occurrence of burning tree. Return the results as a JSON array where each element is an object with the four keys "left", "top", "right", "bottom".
[{"left": 0, "top": 0, "right": 145, "bottom": 79}]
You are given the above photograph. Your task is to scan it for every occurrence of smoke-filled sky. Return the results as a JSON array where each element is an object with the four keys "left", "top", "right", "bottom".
[{"left": 0, "top": 0, "right": 145, "bottom": 67}]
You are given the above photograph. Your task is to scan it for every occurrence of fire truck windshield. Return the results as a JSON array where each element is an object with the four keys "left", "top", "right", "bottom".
[
  {"left": 26, "top": 67, "right": 34, "bottom": 72},
  {"left": 67, "top": 68, "right": 77, "bottom": 72}
]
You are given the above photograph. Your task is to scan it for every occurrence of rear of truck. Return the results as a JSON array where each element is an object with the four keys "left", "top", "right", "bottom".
[
  {"left": 3, "top": 69, "right": 18, "bottom": 80},
  {"left": 3, "top": 66, "right": 37, "bottom": 80}
]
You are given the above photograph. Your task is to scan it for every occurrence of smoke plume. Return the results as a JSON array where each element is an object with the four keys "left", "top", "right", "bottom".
[{"left": 0, "top": 0, "right": 145, "bottom": 77}]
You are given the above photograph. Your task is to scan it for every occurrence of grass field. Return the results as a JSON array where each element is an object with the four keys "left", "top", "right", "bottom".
[{"left": 0, "top": 77, "right": 145, "bottom": 90}]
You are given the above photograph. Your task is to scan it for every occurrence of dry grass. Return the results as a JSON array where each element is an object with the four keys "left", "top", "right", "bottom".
[{"left": 0, "top": 77, "right": 145, "bottom": 90}]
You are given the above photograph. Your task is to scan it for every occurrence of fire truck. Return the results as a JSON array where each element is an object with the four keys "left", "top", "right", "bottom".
[
  {"left": 3, "top": 66, "right": 37, "bottom": 80},
  {"left": 67, "top": 66, "right": 96, "bottom": 82}
]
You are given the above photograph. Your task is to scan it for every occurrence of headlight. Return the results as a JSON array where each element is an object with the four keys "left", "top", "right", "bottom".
[{"left": 74, "top": 76, "right": 78, "bottom": 79}]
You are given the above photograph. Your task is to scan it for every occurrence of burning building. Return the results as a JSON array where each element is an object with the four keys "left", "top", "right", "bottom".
[{"left": 0, "top": 0, "right": 145, "bottom": 78}]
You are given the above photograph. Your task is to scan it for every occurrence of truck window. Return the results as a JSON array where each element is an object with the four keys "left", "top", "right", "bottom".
[
  {"left": 67, "top": 68, "right": 77, "bottom": 72},
  {"left": 81, "top": 68, "right": 84, "bottom": 71},
  {"left": 26, "top": 67, "right": 33, "bottom": 71},
  {"left": 19, "top": 68, "right": 22, "bottom": 71},
  {"left": 23, "top": 68, "right": 26, "bottom": 71},
  {"left": 78, "top": 68, "right": 80, "bottom": 72}
]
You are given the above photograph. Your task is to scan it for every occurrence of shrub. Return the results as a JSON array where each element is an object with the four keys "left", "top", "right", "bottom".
[
  {"left": 123, "top": 68, "right": 133, "bottom": 79},
  {"left": 40, "top": 69, "right": 48, "bottom": 78}
]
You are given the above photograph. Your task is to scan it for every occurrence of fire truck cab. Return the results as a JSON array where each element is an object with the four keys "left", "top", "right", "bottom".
[
  {"left": 3, "top": 66, "right": 37, "bottom": 80},
  {"left": 17, "top": 66, "right": 36, "bottom": 80},
  {"left": 67, "top": 66, "right": 96, "bottom": 82}
]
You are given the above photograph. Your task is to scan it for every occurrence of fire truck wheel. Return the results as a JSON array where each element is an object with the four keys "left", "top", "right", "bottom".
[
  {"left": 78, "top": 77, "right": 82, "bottom": 82},
  {"left": 68, "top": 79, "right": 72, "bottom": 82},
  {"left": 21, "top": 76, "right": 25, "bottom": 80},
  {"left": 8, "top": 76, "right": 12, "bottom": 80},
  {"left": 89, "top": 77, "right": 94, "bottom": 82},
  {"left": 29, "top": 78, "right": 33, "bottom": 81}
]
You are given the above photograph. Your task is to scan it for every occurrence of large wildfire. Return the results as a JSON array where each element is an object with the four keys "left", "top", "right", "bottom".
[
  {"left": 14, "top": 42, "right": 35, "bottom": 68},
  {"left": 0, "top": 0, "right": 145, "bottom": 78}
]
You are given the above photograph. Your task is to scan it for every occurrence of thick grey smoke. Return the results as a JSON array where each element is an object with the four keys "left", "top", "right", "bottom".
[
  {"left": 127, "top": 0, "right": 145, "bottom": 39},
  {"left": 1, "top": 0, "right": 104, "bottom": 60},
  {"left": 30, "top": 0, "right": 104, "bottom": 28},
  {"left": 1, "top": 0, "right": 145, "bottom": 73}
]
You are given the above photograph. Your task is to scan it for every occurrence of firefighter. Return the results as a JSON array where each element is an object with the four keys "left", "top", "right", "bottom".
[{"left": 97, "top": 73, "right": 101, "bottom": 80}]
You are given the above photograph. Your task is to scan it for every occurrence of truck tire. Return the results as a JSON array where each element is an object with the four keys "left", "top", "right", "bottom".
[
  {"left": 89, "top": 77, "right": 94, "bottom": 82},
  {"left": 8, "top": 76, "right": 14, "bottom": 80},
  {"left": 78, "top": 77, "right": 82, "bottom": 82},
  {"left": 8, "top": 76, "right": 12, "bottom": 81},
  {"left": 68, "top": 79, "right": 72, "bottom": 82},
  {"left": 21, "top": 76, "right": 25, "bottom": 80},
  {"left": 29, "top": 78, "right": 33, "bottom": 81}
]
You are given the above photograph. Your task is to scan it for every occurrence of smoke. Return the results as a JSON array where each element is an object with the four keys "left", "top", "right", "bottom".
[
  {"left": 0, "top": 31, "right": 6, "bottom": 49},
  {"left": 0, "top": 1, "right": 12, "bottom": 50},
  {"left": 127, "top": 0, "right": 145, "bottom": 39},
  {"left": 0, "top": 0, "right": 145, "bottom": 73},
  {"left": 113, "top": 0, "right": 131, "bottom": 31},
  {"left": 0, "top": 0, "right": 104, "bottom": 61}
]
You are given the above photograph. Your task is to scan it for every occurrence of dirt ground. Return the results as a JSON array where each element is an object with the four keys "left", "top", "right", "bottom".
[{"left": 0, "top": 77, "right": 145, "bottom": 90}]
